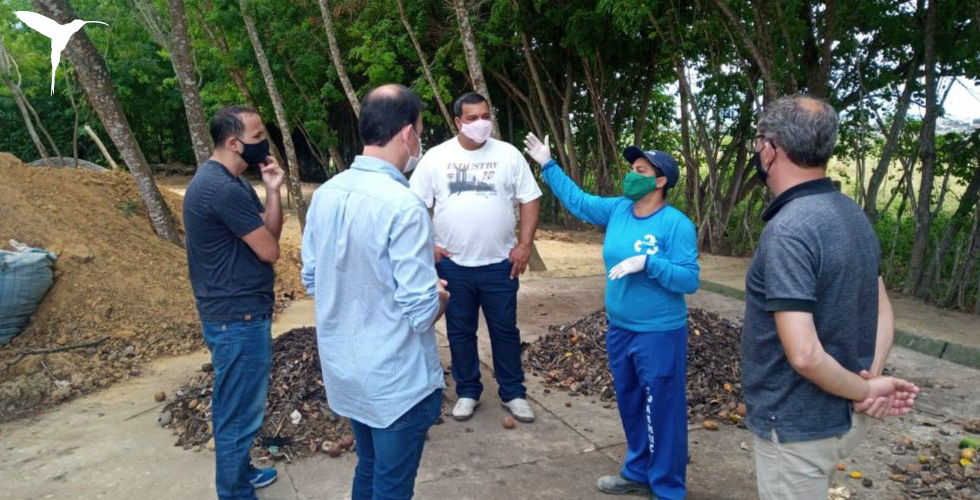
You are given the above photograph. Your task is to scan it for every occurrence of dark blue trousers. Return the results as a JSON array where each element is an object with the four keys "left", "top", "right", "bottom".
[
  {"left": 607, "top": 324, "right": 688, "bottom": 500},
  {"left": 349, "top": 390, "right": 443, "bottom": 500},
  {"left": 202, "top": 316, "right": 272, "bottom": 500},
  {"left": 435, "top": 258, "right": 525, "bottom": 402}
]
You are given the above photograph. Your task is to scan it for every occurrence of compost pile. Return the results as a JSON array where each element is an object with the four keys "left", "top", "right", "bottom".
[
  {"left": 889, "top": 438, "right": 980, "bottom": 500},
  {"left": 0, "top": 153, "right": 304, "bottom": 422},
  {"left": 163, "top": 327, "right": 353, "bottom": 460},
  {"left": 524, "top": 307, "right": 746, "bottom": 425}
]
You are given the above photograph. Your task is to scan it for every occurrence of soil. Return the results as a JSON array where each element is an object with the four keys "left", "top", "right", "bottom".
[
  {"left": 0, "top": 153, "right": 304, "bottom": 423},
  {"left": 532, "top": 227, "right": 606, "bottom": 280}
]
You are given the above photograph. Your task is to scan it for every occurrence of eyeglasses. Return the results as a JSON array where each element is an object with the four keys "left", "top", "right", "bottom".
[{"left": 748, "top": 134, "right": 774, "bottom": 152}]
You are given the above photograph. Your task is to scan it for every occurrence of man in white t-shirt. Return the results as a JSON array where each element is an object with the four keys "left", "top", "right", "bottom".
[{"left": 410, "top": 92, "right": 542, "bottom": 423}]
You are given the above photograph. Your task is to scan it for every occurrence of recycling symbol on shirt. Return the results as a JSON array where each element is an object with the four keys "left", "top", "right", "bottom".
[{"left": 634, "top": 234, "right": 660, "bottom": 256}]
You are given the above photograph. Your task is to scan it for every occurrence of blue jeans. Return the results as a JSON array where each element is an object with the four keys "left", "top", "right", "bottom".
[
  {"left": 349, "top": 389, "right": 443, "bottom": 500},
  {"left": 435, "top": 258, "right": 525, "bottom": 402},
  {"left": 202, "top": 316, "right": 273, "bottom": 500},
  {"left": 607, "top": 324, "right": 688, "bottom": 500}
]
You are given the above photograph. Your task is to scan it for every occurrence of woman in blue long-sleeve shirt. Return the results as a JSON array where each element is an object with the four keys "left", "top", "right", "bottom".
[{"left": 525, "top": 133, "right": 699, "bottom": 500}]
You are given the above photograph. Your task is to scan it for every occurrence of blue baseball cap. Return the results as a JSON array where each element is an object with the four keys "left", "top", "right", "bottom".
[{"left": 623, "top": 146, "right": 680, "bottom": 189}]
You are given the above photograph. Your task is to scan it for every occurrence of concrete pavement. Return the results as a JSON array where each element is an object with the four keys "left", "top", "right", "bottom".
[{"left": 2, "top": 276, "right": 978, "bottom": 500}]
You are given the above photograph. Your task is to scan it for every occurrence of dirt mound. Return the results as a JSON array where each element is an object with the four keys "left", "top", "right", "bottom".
[
  {"left": 524, "top": 307, "right": 746, "bottom": 426},
  {"left": 0, "top": 153, "right": 304, "bottom": 422},
  {"left": 163, "top": 327, "right": 353, "bottom": 461}
]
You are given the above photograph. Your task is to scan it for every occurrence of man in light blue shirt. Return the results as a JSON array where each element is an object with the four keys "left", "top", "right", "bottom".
[{"left": 301, "top": 84, "right": 449, "bottom": 500}]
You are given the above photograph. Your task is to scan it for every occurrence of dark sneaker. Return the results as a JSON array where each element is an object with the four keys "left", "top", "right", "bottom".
[
  {"left": 248, "top": 466, "right": 277, "bottom": 488},
  {"left": 597, "top": 474, "right": 651, "bottom": 496}
]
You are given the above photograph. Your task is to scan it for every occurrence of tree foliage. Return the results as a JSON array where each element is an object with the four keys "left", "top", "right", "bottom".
[{"left": 2, "top": 0, "right": 979, "bottom": 310}]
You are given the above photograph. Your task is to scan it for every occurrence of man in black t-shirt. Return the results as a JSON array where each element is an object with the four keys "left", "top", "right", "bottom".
[
  {"left": 183, "top": 106, "right": 283, "bottom": 500},
  {"left": 742, "top": 95, "right": 919, "bottom": 500}
]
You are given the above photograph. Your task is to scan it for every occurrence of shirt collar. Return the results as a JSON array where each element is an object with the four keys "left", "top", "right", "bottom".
[
  {"left": 351, "top": 155, "right": 409, "bottom": 187},
  {"left": 762, "top": 177, "right": 837, "bottom": 221}
]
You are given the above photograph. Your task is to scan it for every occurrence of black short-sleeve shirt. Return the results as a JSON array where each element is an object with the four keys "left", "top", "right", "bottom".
[
  {"left": 183, "top": 160, "right": 274, "bottom": 321},
  {"left": 742, "top": 178, "right": 880, "bottom": 443}
]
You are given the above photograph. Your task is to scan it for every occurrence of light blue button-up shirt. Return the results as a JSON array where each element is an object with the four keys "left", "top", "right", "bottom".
[{"left": 301, "top": 155, "right": 445, "bottom": 428}]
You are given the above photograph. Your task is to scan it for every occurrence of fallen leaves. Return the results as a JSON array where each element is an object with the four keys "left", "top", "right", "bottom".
[
  {"left": 162, "top": 328, "right": 351, "bottom": 460},
  {"left": 522, "top": 308, "right": 746, "bottom": 427},
  {"left": 891, "top": 440, "right": 980, "bottom": 499}
]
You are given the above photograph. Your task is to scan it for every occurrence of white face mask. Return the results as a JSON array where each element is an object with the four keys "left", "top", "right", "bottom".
[
  {"left": 404, "top": 128, "right": 423, "bottom": 173},
  {"left": 460, "top": 119, "right": 493, "bottom": 144}
]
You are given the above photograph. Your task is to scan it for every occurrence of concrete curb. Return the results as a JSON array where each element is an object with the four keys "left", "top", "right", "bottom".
[{"left": 699, "top": 279, "right": 980, "bottom": 371}]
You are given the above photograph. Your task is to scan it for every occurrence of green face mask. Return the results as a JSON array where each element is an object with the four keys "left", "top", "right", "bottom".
[{"left": 622, "top": 171, "right": 660, "bottom": 201}]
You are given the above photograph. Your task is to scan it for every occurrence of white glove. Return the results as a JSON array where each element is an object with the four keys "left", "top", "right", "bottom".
[
  {"left": 608, "top": 255, "right": 647, "bottom": 280},
  {"left": 523, "top": 133, "right": 552, "bottom": 166}
]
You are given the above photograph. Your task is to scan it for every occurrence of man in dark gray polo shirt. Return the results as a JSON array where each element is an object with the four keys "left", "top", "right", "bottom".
[
  {"left": 184, "top": 106, "right": 283, "bottom": 500},
  {"left": 742, "top": 95, "right": 919, "bottom": 500}
]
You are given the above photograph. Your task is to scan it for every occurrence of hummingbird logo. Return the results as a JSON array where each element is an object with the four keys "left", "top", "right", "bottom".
[{"left": 14, "top": 11, "right": 107, "bottom": 95}]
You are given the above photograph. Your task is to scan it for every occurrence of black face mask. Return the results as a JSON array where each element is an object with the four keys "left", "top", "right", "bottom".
[
  {"left": 750, "top": 150, "right": 773, "bottom": 185},
  {"left": 750, "top": 152, "right": 765, "bottom": 184},
  {"left": 237, "top": 137, "right": 270, "bottom": 167}
]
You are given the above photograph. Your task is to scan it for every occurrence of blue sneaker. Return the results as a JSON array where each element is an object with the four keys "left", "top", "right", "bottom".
[{"left": 248, "top": 466, "right": 277, "bottom": 489}]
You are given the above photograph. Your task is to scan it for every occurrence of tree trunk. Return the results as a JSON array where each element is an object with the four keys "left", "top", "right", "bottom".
[
  {"left": 904, "top": 0, "right": 939, "bottom": 296},
  {"left": 634, "top": 74, "right": 654, "bottom": 147},
  {"left": 561, "top": 58, "right": 580, "bottom": 182},
  {"left": 1, "top": 35, "right": 63, "bottom": 160},
  {"left": 168, "top": 0, "right": 213, "bottom": 164},
  {"left": 917, "top": 158, "right": 980, "bottom": 298},
  {"left": 23, "top": 81, "right": 63, "bottom": 158},
  {"left": 317, "top": 0, "right": 360, "bottom": 118},
  {"left": 197, "top": 3, "right": 258, "bottom": 107},
  {"left": 491, "top": 70, "right": 544, "bottom": 140},
  {"left": 771, "top": 1, "right": 800, "bottom": 94},
  {"left": 884, "top": 189, "right": 910, "bottom": 283},
  {"left": 0, "top": 39, "right": 50, "bottom": 163},
  {"left": 452, "top": 0, "right": 501, "bottom": 139},
  {"left": 518, "top": 29, "right": 569, "bottom": 170},
  {"left": 32, "top": 0, "right": 181, "bottom": 245},
  {"left": 949, "top": 203, "right": 980, "bottom": 308},
  {"left": 394, "top": 0, "right": 456, "bottom": 134},
  {"left": 132, "top": 0, "right": 211, "bottom": 164},
  {"left": 581, "top": 57, "right": 618, "bottom": 196},
  {"left": 328, "top": 144, "right": 346, "bottom": 172},
  {"left": 708, "top": 0, "right": 776, "bottom": 100},
  {"left": 813, "top": 0, "right": 838, "bottom": 98},
  {"left": 195, "top": 1, "right": 288, "bottom": 179},
  {"left": 83, "top": 125, "right": 119, "bottom": 170},
  {"left": 679, "top": 85, "right": 699, "bottom": 222},
  {"left": 865, "top": 61, "right": 918, "bottom": 222},
  {"left": 240, "top": 0, "right": 307, "bottom": 229},
  {"left": 64, "top": 70, "right": 80, "bottom": 167}
]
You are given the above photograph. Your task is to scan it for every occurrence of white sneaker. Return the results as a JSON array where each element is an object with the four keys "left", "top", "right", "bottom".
[
  {"left": 502, "top": 398, "right": 535, "bottom": 423},
  {"left": 452, "top": 398, "right": 480, "bottom": 421}
]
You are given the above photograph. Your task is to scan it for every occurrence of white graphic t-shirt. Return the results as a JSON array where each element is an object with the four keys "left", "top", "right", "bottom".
[{"left": 410, "top": 137, "right": 543, "bottom": 267}]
